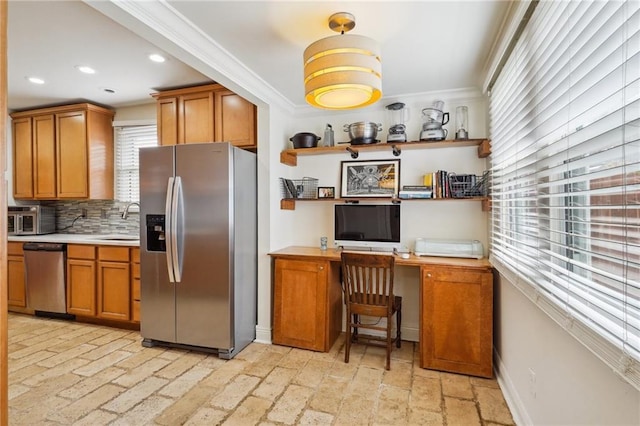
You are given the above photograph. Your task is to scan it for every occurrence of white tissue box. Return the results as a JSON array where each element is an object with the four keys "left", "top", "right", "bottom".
[{"left": 414, "top": 238, "right": 484, "bottom": 259}]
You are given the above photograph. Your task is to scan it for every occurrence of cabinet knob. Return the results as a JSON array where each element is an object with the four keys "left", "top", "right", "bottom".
[
  {"left": 427, "top": 273, "right": 432, "bottom": 278},
  {"left": 319, "top": 266, "right": 324, "bottom": 270}
]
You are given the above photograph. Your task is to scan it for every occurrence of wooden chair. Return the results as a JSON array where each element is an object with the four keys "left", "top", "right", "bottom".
[{"left": 341, "top": 252, "right": 402, "bottom": 370}]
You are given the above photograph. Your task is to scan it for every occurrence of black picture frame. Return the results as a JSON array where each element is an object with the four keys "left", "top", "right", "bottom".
[
  {"left": 340, "top": 159, "right": 400, "bottom": 198},
  {"left": 317, "top": 186, "right": 335, "bottom": 199}
]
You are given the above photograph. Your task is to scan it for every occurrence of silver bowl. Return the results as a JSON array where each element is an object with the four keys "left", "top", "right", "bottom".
[{"left": 344, "top": 122, "right": 382, "bottom": 141}]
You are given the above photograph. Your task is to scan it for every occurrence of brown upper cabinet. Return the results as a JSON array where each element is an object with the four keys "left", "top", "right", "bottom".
[
  {"left": 10, "top": 103, "right": 115, "bottom": 200},
  {"left": 153, "top": 83, "right": 256, "bottom": 149}
]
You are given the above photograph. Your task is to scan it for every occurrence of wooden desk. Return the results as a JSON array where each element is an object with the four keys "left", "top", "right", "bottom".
[{"left": 269, "top": 246, "right": 494, "bottom": 378}]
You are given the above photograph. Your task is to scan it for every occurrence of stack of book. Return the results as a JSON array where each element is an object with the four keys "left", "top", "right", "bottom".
[
  {"left": 423, "top": 171, "right": 451, "bottom": 198},
  {"left": 399, "top": 185, "right": 432, "bottom": 199}
]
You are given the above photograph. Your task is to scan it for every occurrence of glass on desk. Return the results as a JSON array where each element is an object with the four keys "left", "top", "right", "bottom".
[{"left": 320, "top": 237, "right": 328, "bottom": 251}]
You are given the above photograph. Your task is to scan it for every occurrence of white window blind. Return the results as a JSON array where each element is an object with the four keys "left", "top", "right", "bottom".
[
  {"left": 490, "top": 0, "right": 640, "bottom": 389},
  {"left": 115, "top": 125, "right": 158, "bottom": 202}
]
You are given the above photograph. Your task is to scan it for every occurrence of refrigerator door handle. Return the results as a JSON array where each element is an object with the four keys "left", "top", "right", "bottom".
[
  {"left": 171, "top": 176, "right": 183, "bottom": 283},
  {"left": 165, "top": 177, "right": 176, "bottom": 283}
]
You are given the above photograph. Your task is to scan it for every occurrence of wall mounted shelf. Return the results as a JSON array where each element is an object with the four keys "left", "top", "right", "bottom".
[
  {"left": 280, "top": 139, "right": 491, "bottom": 166},
  {"left": 281, "top": 197, "right": 491, "bottom": 211}
]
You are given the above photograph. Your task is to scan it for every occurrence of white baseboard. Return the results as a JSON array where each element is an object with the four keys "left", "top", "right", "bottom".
[
  {"left": 254, "top": 325, "right": 272, "bottom": 344},
  {"left": 494, "top": 349, "right": 531, "bottom": 426},
  {"left": 401, "top": 325, "right": 419, "bottom": 343}
]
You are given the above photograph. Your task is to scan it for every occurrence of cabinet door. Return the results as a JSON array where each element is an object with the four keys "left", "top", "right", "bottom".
[
  {"left": 179, "top": 91, "right": 214, "bottom": 144},
  {"left": 157, "top": 97, "right": 178, "bottom": 146},
  {"left": 67, "top": 259, "right": 96, "bottom": 316},
  {"left": 7, "top": 255, "right": 26, "bottom": 308},
  {"left": 97, "top": 261, "right": 131, "bottom": 321},
  {"left": 420, "top": 266, "right": 493, "bottom": 378},
  {"left": 12, "top": 117, "right": 34, "bottom": 199},
  {"left": 273, "top": 258, "right": 328, "bottom": 351},
  {"left": 214, "top": 90, "right": 256, "bottom": 148},
  {"left": 56, "top": 110, "right": 88, "bottom": 198},
  {"left": 32, "top": 114, "right": 57, "bottom": 199}
]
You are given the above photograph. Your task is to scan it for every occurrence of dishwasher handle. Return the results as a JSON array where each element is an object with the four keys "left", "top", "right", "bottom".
[{"left": 23, "top": 242, "right": 67, "bottom": 251}]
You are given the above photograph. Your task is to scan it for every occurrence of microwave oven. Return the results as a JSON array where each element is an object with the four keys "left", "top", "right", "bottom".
[{"left": 8, "top": 206, "right": 56, "bottom": 235}]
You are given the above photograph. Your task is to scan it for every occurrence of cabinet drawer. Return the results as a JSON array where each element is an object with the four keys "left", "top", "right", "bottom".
[
  {"left": 98, "top": 246, "right": 130, "bottom": 262},
  {"left": 131, "top": 247, "right": 140, "bottom": 263},
  {"left": 68, "top": 244, "right": 96, "bottom": 260},
  {"left": 8, "top": 242, "right": 24, "bottom": 256},
  {"left": 132, "top": 277, "right": 140, "bottom": 300},
  {"left": 132, "top": 263, "right": 140, "bottom": 279}
]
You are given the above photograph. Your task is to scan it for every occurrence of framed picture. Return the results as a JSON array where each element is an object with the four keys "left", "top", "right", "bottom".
[
  {"left": 340, "top": 159, "right": 400, "bottom": 198},
  {"left": 318, "top": 186, "right": 335, "bottom": 199}
]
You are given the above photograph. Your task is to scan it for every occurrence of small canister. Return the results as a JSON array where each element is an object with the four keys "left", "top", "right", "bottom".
[{"left": 324, "top": 124, "right": 334, "bottom": 147}]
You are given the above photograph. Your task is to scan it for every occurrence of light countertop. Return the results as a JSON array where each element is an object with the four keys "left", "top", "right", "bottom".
[{"left": 8, "top": 233, "right": 140, "bottom": 247}]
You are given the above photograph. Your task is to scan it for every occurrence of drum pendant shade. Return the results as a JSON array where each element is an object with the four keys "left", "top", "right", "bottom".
[{"left": 303, "top": 14, "right": 382, "bottom": 110}]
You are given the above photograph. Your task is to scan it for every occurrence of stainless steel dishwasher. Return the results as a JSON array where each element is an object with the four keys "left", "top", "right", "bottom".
[{"left": 23, "top": 242, "right": 68, "bottom": 315}]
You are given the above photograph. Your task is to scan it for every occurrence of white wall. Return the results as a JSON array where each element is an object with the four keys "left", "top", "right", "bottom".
[{"left": 495, "top": 273, "right": 640, "bottom": 425}]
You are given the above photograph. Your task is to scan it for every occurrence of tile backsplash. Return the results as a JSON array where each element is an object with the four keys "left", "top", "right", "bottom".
[{"left": 41, "top": 200, "right": 140, "bottom": 236}]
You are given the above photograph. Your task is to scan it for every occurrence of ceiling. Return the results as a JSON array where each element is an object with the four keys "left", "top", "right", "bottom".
[{"left": 7, "top": 1, "right": 511, "bottom": 112}]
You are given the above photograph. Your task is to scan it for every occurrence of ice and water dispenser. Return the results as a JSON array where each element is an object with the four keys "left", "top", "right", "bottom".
[{"left": 146, "top": 215, "right": 166, "bottom": 252}]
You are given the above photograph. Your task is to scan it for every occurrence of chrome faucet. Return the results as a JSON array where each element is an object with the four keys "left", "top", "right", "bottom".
[{"left": 121, "top": 202, "right": 140, "bottom": 219}]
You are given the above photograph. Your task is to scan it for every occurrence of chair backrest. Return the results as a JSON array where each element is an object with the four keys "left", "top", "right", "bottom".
[{"left": 341, "top": 252, "right": 395, "bottom": 311}]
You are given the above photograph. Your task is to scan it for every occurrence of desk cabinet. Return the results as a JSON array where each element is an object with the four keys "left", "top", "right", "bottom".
[
  {"left": 420, "top": 265, "right": 493, "bottom": 378},
  {"left": 273, "top": 258, "right": 342, "bottom": 351}
]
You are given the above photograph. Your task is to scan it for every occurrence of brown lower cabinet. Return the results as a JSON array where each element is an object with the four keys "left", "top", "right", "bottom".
[
  {"left": 66, "top": 244, "right": 138, "bottom": 324},
  {"left": 67, "top": 244, "right": 97, "bottom": 316},
  {"left": 420, "top": 265, "right": 494, "bottom": 378},
  {"left": 272, "top": 258, "right": 343, "bottom": 352},
  {"left": 7, "top": 242, "right": 26, "bottom": 308},
  {"left": 97, "top": 246, "right": 131, "bottom": 321}
]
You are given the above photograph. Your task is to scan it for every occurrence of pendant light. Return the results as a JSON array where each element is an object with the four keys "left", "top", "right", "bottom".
[{"left": 304, "top": 12, "right": 382, "bottom": 110}]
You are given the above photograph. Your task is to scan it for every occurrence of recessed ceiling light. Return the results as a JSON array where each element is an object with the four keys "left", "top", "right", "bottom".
[
  {"left": 27, "top": 76, "right": 45, "bottom": 85},
  {"left": 148, "top": 54, "right": 166, "bottom": 63},
  {"left": 76, "top": 65, "right": 96, "bottom": 74}
]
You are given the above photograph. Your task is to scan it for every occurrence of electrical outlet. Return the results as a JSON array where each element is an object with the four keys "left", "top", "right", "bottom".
[
  {"left": 528, "top": 368, "right": 537, "bottom": 399},
  {"left": 101, "top": 209, "right": 108, "bottom": 219},
  {"left": 81, "top": 208, "right": 87, "bottom": 218}
]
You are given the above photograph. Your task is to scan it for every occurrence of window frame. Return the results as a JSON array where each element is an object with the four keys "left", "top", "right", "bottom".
[{"left": 114, "top": 121, "right": 158, "bottom": 203}]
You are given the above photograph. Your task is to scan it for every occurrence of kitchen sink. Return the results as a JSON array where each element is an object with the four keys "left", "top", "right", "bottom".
[{"left": 94, "top": 234, "right": 139, "bottom": 241}]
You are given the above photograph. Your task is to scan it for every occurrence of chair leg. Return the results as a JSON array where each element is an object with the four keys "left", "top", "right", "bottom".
[
  {"left": 386, "top": 316, "right": 392, "bottom": 371},
  {"left": 345, "top": 310, "right": 351, "bottom": 364},
  {"left": 352, "top": 314, "right": 359, "bottom": 342}
]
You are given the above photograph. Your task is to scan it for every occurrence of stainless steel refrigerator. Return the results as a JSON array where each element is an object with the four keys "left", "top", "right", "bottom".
[{"left": 139, "top": 142, "right": 256, "bottom": 359}]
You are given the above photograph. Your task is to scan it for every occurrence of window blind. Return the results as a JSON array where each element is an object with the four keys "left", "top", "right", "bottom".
[
  {"left": 115, "top": 125, "right": 158, "bottom": 202},
  {"left": 490, "top": 0, "right": 640, "bottom": 389}
]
